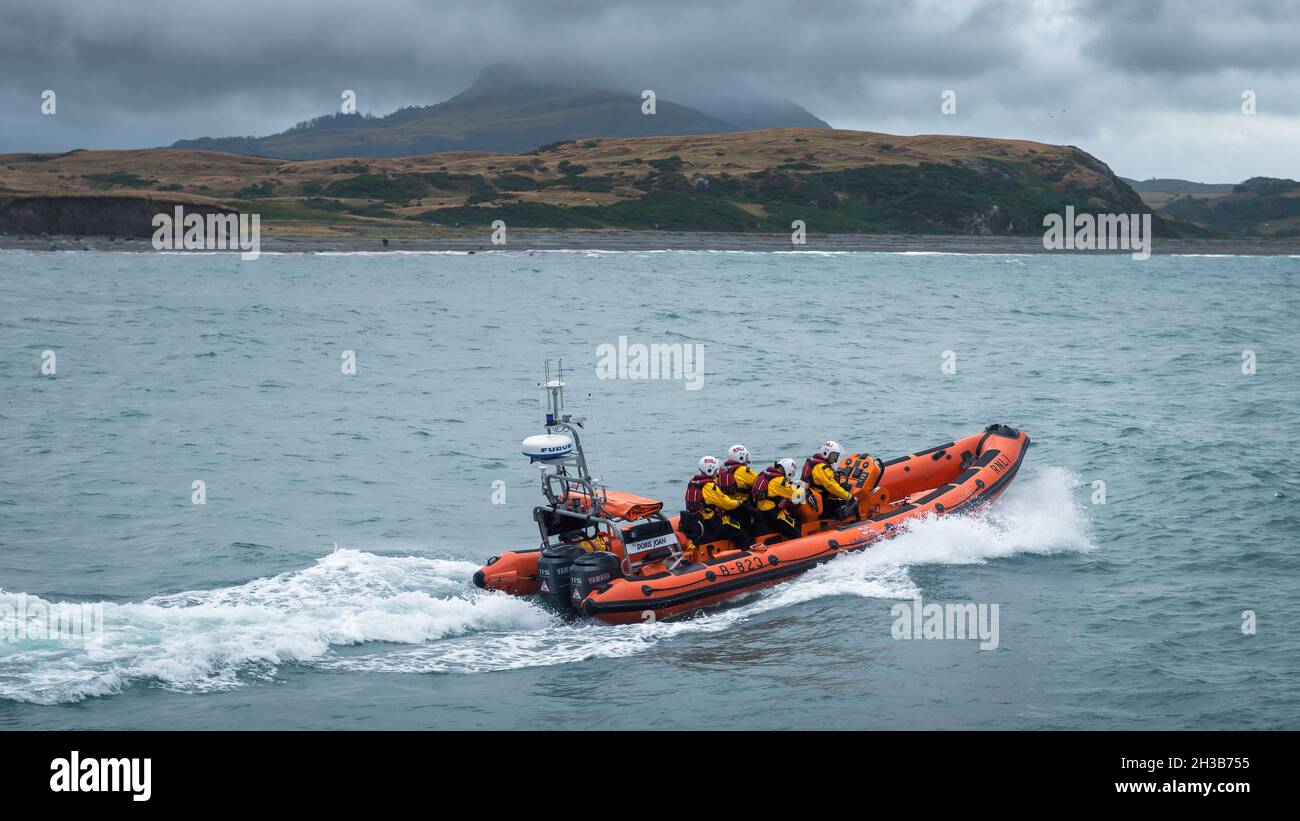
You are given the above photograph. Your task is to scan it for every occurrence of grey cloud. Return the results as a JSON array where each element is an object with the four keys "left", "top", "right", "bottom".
[
  {"left": 0, "top": 0, "right": 1296, "bottom": 181},
  {"left": 1079, "top": 0, "right": 1300, "bottom": 72}
]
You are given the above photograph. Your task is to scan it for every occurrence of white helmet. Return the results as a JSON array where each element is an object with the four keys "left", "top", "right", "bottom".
[
  {"left": 820, "top": 440, "right": 844, "bottom": 461},
  {"left": 776, "top": 457, "right": 797, "bottom": 477},
  {"left": 728, "top": 444, "right": 750, "bottom": 465},
  {"left": 698, "top": 455, "right": 721, "bottom": 477}
]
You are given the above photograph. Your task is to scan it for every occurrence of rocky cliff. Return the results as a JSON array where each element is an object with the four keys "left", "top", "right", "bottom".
[{"left": 0, "top": 195, "right": 238, "bottom": 238}]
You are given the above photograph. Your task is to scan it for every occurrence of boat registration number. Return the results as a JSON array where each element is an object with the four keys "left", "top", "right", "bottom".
[
  {"left": 624, "top": 532, "right": 676, "bottom": 557},
  {"left": 716, "top": 556, "right": 767, "bottom": 577}
]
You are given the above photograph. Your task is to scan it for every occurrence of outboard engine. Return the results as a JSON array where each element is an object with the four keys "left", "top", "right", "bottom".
[
  {"left": 537, "top": 543, "right": 584, "bottom": 611},
  {"left": 569, "top": 551, "right": 623, "bottom": 607}
]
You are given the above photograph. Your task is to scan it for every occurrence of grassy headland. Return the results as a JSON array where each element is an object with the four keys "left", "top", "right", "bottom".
[{"left": 0, "top": 128, "right": 1204, "bottom": 239}]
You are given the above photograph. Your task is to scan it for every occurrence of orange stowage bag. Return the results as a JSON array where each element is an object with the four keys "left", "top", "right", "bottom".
[{"left": 564, "top": 489, "right": 664, "bottom": 521}]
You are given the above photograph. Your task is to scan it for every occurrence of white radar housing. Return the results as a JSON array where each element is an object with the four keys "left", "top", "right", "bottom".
[{"left": 522, "top": 433, "right": 574, "bottom": 461}]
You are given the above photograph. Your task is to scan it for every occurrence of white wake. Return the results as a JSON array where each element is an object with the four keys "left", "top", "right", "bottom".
[{"left": 0, "top": 467, "right": 1091, "bottom": 704}]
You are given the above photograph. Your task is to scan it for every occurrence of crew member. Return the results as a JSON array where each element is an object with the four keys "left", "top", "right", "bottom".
[
  {"left": 717, "top": 444, "right": 758, "bottom": 533},
  {"left": 577, "top": 531, "right": 611, "bottom": 553},
  {"left": 751, "top": 458, "right": 804, "bottom": 541},
  {"left": 802, "top": 440, "right": 856, "bottom": 520},
  {"left": 684, "top": 455, "right": 754, "bottom": 549}
]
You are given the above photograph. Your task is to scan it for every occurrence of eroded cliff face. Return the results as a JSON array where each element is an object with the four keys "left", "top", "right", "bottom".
[{"left": 0, "top": 196, "right": 238, "bottom": 238}]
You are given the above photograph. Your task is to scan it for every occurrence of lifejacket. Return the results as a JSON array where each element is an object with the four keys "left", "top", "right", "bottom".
[
  {"left": 751, "top": 465, "right": 784, "bottom": 502},
  {"left": 717, "top": 460, "right": 741, "bottom": 494},
  {"left": 801, "top": 453, "right": 831, "bottom": 484},
  {"left": 684, "top": 473, "right": 712, "bottom": 513}
]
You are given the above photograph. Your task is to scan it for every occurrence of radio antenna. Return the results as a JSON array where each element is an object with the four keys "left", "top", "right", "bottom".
[{"left": 587, "top": 392, "right": 607, "bottom": 486}]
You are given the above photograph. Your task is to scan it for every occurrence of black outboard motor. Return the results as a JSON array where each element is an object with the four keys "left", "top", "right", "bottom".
[
  {"left": 569, "top": 551, "right": 623, "bottom": 607},
  {"left": 537, "top": 543, "right": 584, "bottom": 611}
]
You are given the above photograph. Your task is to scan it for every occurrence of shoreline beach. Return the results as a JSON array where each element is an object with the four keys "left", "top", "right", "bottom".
[{"left": 5, "top": 231, "right": 1300, "bottom": 255}]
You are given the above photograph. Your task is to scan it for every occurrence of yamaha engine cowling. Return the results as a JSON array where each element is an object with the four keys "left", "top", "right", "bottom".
[
  {"left": 537, "top": 544, "right": 584, "bottom": 611},
  {"left": 569, "top": 551, "right": 623, "bottom": 607}
]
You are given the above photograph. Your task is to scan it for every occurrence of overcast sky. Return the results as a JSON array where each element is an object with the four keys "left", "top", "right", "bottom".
[{"left": 2, "top": 0, "right": 1297, "bottom": 182}]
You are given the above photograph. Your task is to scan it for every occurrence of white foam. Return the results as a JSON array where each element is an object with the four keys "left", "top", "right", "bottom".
[
  {"left": 308, "top": 250, "right": 475, "bottom": 256},
  {"left": 325, "top": 467, "right": 1093, "bottom": 676},
  {"left": 0, "top": 549, "right": 548, "bottom": 705},
  {"left": 0, "top": 468, "right": 1092, "bottom": 702}
]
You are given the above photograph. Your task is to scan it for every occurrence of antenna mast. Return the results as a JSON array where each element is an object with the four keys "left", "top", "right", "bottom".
[{"left": 539, "top": 358, "right": 592, "bottom": 482}]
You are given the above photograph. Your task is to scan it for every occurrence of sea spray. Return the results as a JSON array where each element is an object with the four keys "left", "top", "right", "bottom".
[
  {"left": 0, "top": 468, "right": 1092, "bottom": 702},
  {"left": 0, "top": 551, "right": 548, "bottom": 705},
  {"left": 326, "top": 467, "right": 1093, "bottom": 675}
]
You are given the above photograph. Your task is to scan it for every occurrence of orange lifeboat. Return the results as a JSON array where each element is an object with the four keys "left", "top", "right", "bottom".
[{"left": 474, "top": 424, "right": 1030, "bottom": 624}]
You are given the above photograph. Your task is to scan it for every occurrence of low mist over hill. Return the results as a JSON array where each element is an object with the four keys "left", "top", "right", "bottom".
[{"left": 170, "top": 64, "right": 830, "bottom": 160}]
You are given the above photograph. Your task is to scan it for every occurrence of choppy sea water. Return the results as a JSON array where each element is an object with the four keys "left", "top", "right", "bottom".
[{"left": 1, "top": 249, "right": 1297, "bottom": 729}]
